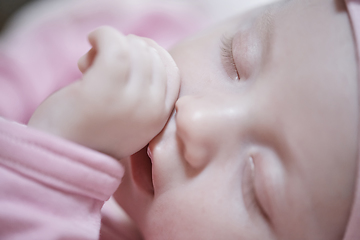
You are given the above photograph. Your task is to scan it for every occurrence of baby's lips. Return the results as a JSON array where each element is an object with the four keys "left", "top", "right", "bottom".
[
  {"left": 130, "top": 146, "right": 154, "bottom": 195},
  {"left": 147, "top": 145, "right": 154, "bottom": 164}
]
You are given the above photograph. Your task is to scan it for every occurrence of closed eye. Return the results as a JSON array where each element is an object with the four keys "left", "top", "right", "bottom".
[
  {"left": 242, "top": 156, "right": 269, "bottom": 220},
  {"left": 242, "top": 156, "right": 259, "bottom": 213},
  {"left": 220, "top": 34, "right": 241, "bottom": 81}
]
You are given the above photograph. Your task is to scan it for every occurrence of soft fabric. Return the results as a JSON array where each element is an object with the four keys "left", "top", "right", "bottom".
[
  {"left": 344, "top": 1, "right": 360, "bottom": 239},
  {"left": 0, "top": 117, "right": 124, "bottom": 239}
]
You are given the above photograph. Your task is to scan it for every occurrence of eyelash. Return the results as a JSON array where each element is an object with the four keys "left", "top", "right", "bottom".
[
  {"left": 242, "top": 157, "right": 270, "bottom": 220},
  {"left": 221, "top": 35, "right": 241, "bottom": 80}
]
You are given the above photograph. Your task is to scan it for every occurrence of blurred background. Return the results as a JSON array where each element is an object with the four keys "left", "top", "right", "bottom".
[
  {"left": 0, "top": 0, "right": 275, "bottom": 33},
  {"left": 0, "top": 0, "right": 36, "bottom": 32}
]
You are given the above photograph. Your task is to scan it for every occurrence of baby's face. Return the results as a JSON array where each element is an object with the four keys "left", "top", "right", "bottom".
[{"left": 115, "top": 0, "right": 359, "bottom": 239}]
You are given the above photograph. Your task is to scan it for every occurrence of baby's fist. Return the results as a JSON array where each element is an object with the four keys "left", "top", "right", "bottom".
[{"left": 29, "top": 26, "right": 180, "bottom": 159}]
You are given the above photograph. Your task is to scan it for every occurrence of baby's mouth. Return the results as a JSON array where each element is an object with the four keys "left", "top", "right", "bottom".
[{"left": 130, "top": 145, "right": 154, "bottom": 195}]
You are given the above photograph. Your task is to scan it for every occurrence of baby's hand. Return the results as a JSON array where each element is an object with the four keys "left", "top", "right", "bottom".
[{"left": 28, "top": 26, "right": 180, "bottom": 159}]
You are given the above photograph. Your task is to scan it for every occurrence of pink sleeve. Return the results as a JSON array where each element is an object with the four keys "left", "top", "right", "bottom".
[{"left": 0, "top": 117, "right": 124, "bottom": 240}]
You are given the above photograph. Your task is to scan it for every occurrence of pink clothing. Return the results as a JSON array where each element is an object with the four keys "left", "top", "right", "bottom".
[
  {"left": 0, "top": 0, "right": 205, "bottom": 239},
  {"left": 344, "top": 1, "right": 360, "bottom": 239},
  {"left": 0, "top": 117, "right": 123, "bottom": 239},
  {"left": 1, "top": 0, "right": 360, "bottom": 239}
]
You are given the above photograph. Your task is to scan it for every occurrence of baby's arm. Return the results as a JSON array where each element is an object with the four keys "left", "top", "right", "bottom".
[{"left": 28, "top": 26, "right": 180, "bottom": 159}]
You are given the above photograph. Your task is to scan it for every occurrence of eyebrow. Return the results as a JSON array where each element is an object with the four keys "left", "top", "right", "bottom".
[
  {"left": 224, "top": 3, "right": 278, "bottom": 47},
  {"left": 254, "top": 3, "right": 280, "bottom": 65},
  {"left": 257, "top": 3, "right": 279, "bottom": 39},
  {"left": 260, "top": 8, "right": 276, "bottom": 32}
]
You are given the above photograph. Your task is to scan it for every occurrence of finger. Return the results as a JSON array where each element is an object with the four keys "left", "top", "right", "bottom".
[
  {"left": 127, "top": 35, "right": 153, "bottom": 86},
  {"left": 88, "top": 26, "right": 127, "bottom": 64},
  {"left": 78, "top": 47, "right": 96, "bottom": 73},
  {"left": 149, "top": 47, "right": 167, "bottom": 98},
  {"left": 84, "top": 26, "right": 130, "bottom": 85},
  {"left": 141, "top": 38, "right": 180, "bottom": 111}
]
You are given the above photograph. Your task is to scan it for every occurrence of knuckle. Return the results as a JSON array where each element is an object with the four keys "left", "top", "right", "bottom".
[{"left": 115, "top": 47, "right": 130, "bottom": 63}]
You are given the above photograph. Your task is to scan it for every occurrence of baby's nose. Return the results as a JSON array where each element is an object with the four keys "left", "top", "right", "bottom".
[{"left": 175, "top": 95, "right": 241, "bottom": 169}]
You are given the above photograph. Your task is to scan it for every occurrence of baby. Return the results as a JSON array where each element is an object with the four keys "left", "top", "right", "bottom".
[{"left": 22, "top": 0, "right": 360, "bottom": 239}]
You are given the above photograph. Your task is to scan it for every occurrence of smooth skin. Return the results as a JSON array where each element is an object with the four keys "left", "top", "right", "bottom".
[
  {"left": 29, "top": 26, "right": 180, "bottom": 159},
  {"left": 29, "top": 0, "right": 359, "bottom": 239},
  {"left": 116, "top": 0, "right": 359, "bottom": 239}
]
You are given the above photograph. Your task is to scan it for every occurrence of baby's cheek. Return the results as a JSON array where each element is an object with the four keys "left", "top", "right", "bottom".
[{"left": 145, "top": 183, "right": 244, "bottom": 240}]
